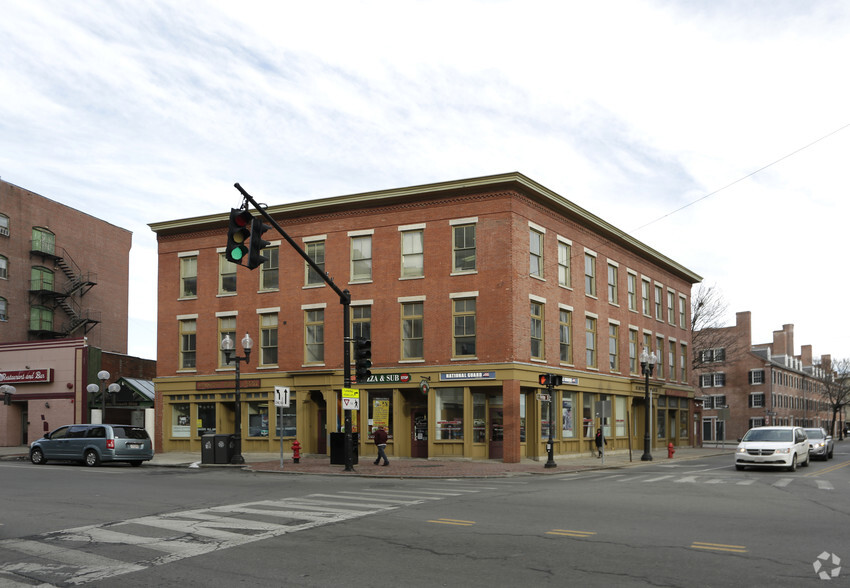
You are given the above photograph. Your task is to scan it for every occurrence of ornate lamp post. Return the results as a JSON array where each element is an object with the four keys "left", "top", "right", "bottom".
[
  {"left": 221, "top": 332, "right": 253, "bottom": 465},
  {"left": 86, "top": 370, "right": 114, "bottom": 423},
  {"left": 639, "top": 348, "right": 657, "bottom": 461}
]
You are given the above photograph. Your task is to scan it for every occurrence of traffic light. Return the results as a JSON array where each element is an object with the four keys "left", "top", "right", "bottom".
[
  {"left": 355, "top": 338, "right": 372, "bottom": 381},
  {"left": 226, "top": 208, "right": 253, "bottom": 264},
  {"left": 246, "top": 217, "right": 271, "bottom": 270},
  {"left": 539, "top": 373, "right": 563, "bottom": 387}
]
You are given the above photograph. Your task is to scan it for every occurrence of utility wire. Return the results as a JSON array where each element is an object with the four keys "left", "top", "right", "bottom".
[{"left": 633, "top": 122, "right": 850, "bottom": 233}]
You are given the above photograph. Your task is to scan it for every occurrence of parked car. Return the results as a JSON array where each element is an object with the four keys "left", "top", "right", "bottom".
[
  {"left": 30, "top": 424, "right": 153, "bottom": 467},
  {"left": 804, "top": 427, "right": 834, "bottom": 460},
  {"left": 734, "top": 426, "right": 810, "bottom": 471}
]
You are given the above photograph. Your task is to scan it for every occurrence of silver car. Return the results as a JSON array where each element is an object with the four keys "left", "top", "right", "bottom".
[
  {"left": 30, "top": 424, "right": 154, "bottom": 467},
  {"left": 804, "top": 427, "right": 834, "bottom": 460},
  {"left": 735, "top": 426, "right": 810, "bottom": 471}
]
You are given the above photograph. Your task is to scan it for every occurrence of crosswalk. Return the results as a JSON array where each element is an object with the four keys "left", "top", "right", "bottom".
[
  {"left": 0, "top": 484, "right": 486, "bottom": 587},
  {"left": 565, "top": 472, "right": 842, "bottom": 490}
]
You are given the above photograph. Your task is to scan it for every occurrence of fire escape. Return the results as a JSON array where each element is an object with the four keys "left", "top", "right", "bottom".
[{"left": 28, "top": 240, "right": 100, "bottom": 339}]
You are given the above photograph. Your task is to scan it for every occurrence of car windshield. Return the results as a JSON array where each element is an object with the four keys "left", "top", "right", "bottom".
[
  {"left": 804, "top": 429, "right": 824, "bottom": 439},
  {"left": 742, "top": 429, "right": 792, "bottom": 442}
]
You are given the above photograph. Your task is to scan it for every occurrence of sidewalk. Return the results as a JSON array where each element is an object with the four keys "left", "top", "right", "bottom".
[{"left": 0, "top": 445, "right": 733, "bottom": 478}]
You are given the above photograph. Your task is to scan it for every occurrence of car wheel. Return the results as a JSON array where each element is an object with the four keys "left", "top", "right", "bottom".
[
  {"left": 735, "top": 464, "right": 745, "bottom": 471},
  {"left": 30, "top": 447, "right": 47, "bottom": 465},
  {"left": 129, "top": 461, "right": 143, "bottom": 467},
  {"left": 828, "top": 449, "right": 833, "bottom": 459},
  {"left": 84, "top": 449, "right": 101, "bottom": 467},
  {"left": 802, "top": 452, "right": 810, "bottom": 467},
  {"left": 787, "top": 454, "right": 797, "bottom": 472}
]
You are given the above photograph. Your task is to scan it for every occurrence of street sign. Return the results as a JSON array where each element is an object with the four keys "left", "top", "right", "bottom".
[
  {"left": 274, "top": 386, "right": 290, "bottom": 407},
  {"left": 342, "top": 388, "right": 359, "bottom": 399},
  {"left": 537, "top": 393, "right": 551, "bottom": 401},
  {"left": 342, "top": 397, "right": 360, "bottom": 411}
]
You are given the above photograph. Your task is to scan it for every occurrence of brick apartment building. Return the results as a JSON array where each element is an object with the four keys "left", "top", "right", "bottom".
[
  {"left": 696, "top": 311, "right": 832, "bottom": 444},
  {"left": 149, "top": 172, "right": 702, "bottom": 462},
  {"left": 0, "top": 178, "right": 150, "bottom": 446}
]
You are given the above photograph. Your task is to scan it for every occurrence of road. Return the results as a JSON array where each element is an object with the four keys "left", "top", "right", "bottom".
[{"left": 1, "top": 450, "right": 848, "bottom": 587}]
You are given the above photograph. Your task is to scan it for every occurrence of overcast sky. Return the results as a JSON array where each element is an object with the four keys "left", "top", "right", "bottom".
[{"left": 2, "top": 1, "right": 849, "bottom": 363}]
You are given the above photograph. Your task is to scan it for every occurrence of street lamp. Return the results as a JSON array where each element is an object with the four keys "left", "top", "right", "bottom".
[
  {"left": 1, "top": 384, "right": 15, "bottom": 406},
  {"left": 87, "top": 370, "right": 112, "bottom": 423},
  {"left": 639, "top": 348, "right": 657, "bottom": 461},
  {"left": 221, "top": 332, "right": 253, "bottom": 465}
]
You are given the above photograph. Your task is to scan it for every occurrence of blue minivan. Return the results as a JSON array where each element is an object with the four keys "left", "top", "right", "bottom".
[{"left": 30, "top": 424, "right": 154, "bottom": 467}]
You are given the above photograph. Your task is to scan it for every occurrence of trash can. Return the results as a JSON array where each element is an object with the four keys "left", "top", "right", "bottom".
[
  {"left": 201, "top": 434, "right": 216, "bottom": 464},
  {"left": 214, "top": 434, "right": 235, "bottom": 464},
  {"left": 329, "top": 432, "right": 359, "bottom": 465}
]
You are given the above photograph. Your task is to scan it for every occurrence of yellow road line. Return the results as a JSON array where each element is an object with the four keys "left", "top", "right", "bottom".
[
  {"left": 546, "top": 529, "right": 597, "bottom": 538},
  {"left": 804, "top": 460, "right": 850, "bottom": 477},
  {"left": 428, "top": 518, "right": 476, "bottom": 526},
  {"left": 691, "top": 541, "right": 747, "bottom": 553}
]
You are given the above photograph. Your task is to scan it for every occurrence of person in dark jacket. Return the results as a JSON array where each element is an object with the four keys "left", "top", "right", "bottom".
[
  {"left": 594, "top": 427, "right": 607, "bottom": 458},
  {"left": 373, "top": 426, "right": 389, "bottom": 466}
]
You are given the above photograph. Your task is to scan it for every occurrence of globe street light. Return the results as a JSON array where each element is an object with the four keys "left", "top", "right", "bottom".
[
  {"left": 221, "top": 332, "right": 253, "bottom": 465},
  {"left": 639, "top": 348, "right": 657, "bottom": 461},
  {"left": 1, "top": 384, "right": 16, "bottom": 406},
  {"left": 87, "top": 370, "right": 111, "bottom": 423}
]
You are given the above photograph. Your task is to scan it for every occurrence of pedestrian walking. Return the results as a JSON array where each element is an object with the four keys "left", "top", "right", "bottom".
[
  {"left": 594, "top": 427, "right": 606, "bottom": 458},
  {"left": 373, "top": 425, "right": 389, "bottom": 466}
]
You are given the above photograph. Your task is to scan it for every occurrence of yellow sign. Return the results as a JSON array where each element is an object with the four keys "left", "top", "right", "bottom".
[
  {"left": 373, "top": 399, "right": 390, "bottom": 428},
  {"left": 342, "top": 388, "right": 360, "bottom": 398}
]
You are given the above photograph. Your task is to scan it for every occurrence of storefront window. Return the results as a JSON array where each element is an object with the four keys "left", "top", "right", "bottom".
[
  {"left": 275, "top": 400, "right": 297, "bottom": 437},
  {"left": 435, "top": 388, "right": 463, "bottom": 440},
  {"left": 615, "top": 397, "right": 626, "bottom": 436},
  {"left": 369, "top": 393, "right": 392, "bottom": 438},
  {"left": 197, "top": 403, "right": 215, "bottom": 436},
  {"left": 561, "top": 392, "right": 575, "bottom": 438},
  {"left": 583, "top": 393, "right": 594, "bottom": 437},
  {"left": 473, "top": 393, "right": 486, "bottom": 443},
  {"left": 172, "top": 404, "right": 190, "bottom": 438},
  {"left": 600, "top": 394, "right": 611, "bottom": 437},
  {"left": 541, "top": 398, "right": 553, "bottom": 439},
  {"left": 248, "top": 402, "right": 270, "bottom": 437},
  {"left": 519, "top": 394, "right": 526, "bottom": 443},
  {"left": 657, "top": 409, "right": 667, "bottom": 439},
  {"left": 680, "top": 409, "right": 689, "bottom": 438}
]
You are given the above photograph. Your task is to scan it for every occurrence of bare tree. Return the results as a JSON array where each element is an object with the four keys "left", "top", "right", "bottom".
[
  {"left": 691, "top": 283, "right": 742, "bottom": 371},
  {"left": 812, "top": 357, "right": 850, "bottom": 440}
]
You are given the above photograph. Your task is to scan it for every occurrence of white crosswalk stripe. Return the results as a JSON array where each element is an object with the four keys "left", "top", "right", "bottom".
[
  {"left": 0, "top": 485, "right": 478, "bottom": 587},
  {"left": 568, "top": 473, "right": 839, "bottom": 490}
]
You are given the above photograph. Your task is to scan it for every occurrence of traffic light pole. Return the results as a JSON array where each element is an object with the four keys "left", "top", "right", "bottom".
[
  {"left": 233, "top": 183, "right": 356, "bottom": 471},
  {"left": 545, "top": 381, "right": 557, "bottom": 468}
]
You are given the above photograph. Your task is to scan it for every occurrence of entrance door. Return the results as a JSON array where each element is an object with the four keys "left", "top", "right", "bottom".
[
  {"left": 317, "top": 409, "right": 327, "bottom": 455},
  {"left": 489, "top": 407, "right": 504, "bottom": 460},
  {"left": 411, "top": 408, "right": 428, "bottom": 458}
]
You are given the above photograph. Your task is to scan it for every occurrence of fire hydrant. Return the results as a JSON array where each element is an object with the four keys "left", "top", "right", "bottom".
[
  {"left": 667, "top": 442, "right": 675, "bottom": 459},
  {"left": 291, "top": 439, "right": 301, "bottom": 463}
]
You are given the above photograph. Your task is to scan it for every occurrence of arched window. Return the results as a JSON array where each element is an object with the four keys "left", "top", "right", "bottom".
[
  {"left": 0, "top": 255, "right": 7, "bottom": 279},
  {"left": 0, "top": 297, "right": 7, "bottom": 321},
  {"left": 30, "top": 266, "right": 54, "bottom": 292},
  {"left": 31, "top": 227, "right": 55, "bottom": 255},
  {"left": 30, "top": 305, "right": 53, "bottom": 331}
]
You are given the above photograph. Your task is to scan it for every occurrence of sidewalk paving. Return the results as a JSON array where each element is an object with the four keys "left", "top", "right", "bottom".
[{"left": 0, "top": 445, "right": 734, "bottom": 478}]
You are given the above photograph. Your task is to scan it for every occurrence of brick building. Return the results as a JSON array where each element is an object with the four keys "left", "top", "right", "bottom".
[
  {"left": 0, "top": 178, "right": 150, "bottom": 446},
  {"left": 149, "top": 172, "right": 702, "bottom": 462},
  {"left": 696, "top": 311, "right": 832, "bottom": 444}
]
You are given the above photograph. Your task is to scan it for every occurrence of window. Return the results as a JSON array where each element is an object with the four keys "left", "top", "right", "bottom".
[
  {"left": 180, "top": 255, "right": 197, "bottom": 298},
  {"left": 369, "top": 392, "right": 393, "bottom": 439},
  {"left": 559, "top": 308, "right": 572, "bottom": 364},
  {"left": 29, "top": 305, "right": 53, "bottom": 331},
  {"left": 679, "top": 295, "right": 687, "bottom": 328},
  {"left": 179, "top": 318, "right": 197, "bottom": 369},
  {"left": 748, "top": 393, "right": 765, "bottom": 408},
  {"left": 259, "top": 312, "right": 278, "bottom": 366},
  {"left": 305, "top": 308, "right": 324, "bottom": 363},
  {"left": 435, "top": 388, "right": 463, "bottom": 440},
  {"left": 219, "top": 316, "right": 236, "bottom": 367},
  {"left": 452, "top": 222, "right": 476, "bottom": 272},
  {"left": 401, "top": 229, "right": 424, "bottom": 278},
  {"left": 171, "top": 404, "right": 190, "bottom": 437},
  {"left": 351, "top": 304, "right": 372, "bottom": 350},
  {"left": 0, "top": 297, "right": 7, "bottom": 321},
  {"left": 656, "top": 336, "right": 664, "bottom": 378},
  {"left": 749, "top": 369, "right": 765, "bottom": 384},
  {"left": 530, "top": 301, "right": 544, "bottom": 359},
  {"left": 616, "top": 397, "right": 627, "bottom": 436},
  {"left": 452, "top": 298, "right": 476, "bottom": 357},
  {"left": 585, "top": 316, "right": 597, "bottom": 368},
  {"left": 654, "top": 284, "right": 663, "bottom": 320},
  {"left": 350, "top": 234, "right": 372, "bottom": 282},
  {"left": 0, "top": 214, "right": 8, "bottom": 237},
  {"left": 473, "top": 393, "right": 486, "bottom": 442},
  {"left": 197, "top": 403, "right": 216, "bottom": 436},
  {"left": 529, "top": 228, "right": 544, "bottom": 278},
  {"left": 608, "top": 323, "right": 618, "bottom": 371},
  {"left": 248, "top": 402, "right": 270, "bottom": 437},
  {"left": 276, "top": 399, "right": 298, "bottom": 437},
  {"left": 305, "top": 240, "right": 326, "bottom": 286},
  {"left": 30, "top": 266, "right": 54, "bottom": 292},
  {"left": 31, "top": 227, "right": 55, "bottom": 255},
  {"left": 700, "top": 348, "right": 726, "bottom": 363},
  {"left": 219, "top": 253, "right": 236, "bottom": 294},
  {"left": 680, "top": 343, "right": 687, "bottom": 382},
  {"left": 641, "top": 279, "right": 651, "bottom": 316},
  {"left": 558, "top": 239, "right": 571, "bottom": 287},
  {"left": 584, "top": 252, "right": 596, "bottom": 297},
  {"left": 627, "top": 272, "right": 637, "bottom": 311},
  {"left": 0, "top": 255, "right": 7, "bottom": 279},
  {"left": 562, "top": 392, "right": 575, "bottom": 438},
  {"left": 260, "top": 246, "right": 279, "bottom": 291},
  {"left": 668, "top": 342, "right": 675, "bottom": 378},
  {"left": 667, "top": 290, "right": 675, "bottom": 324},
  {"left": 749, "top": 417, "right": 765, "bottom": 429},
  {"left": 700, "top": 373, "right": 726, "bottom": 388},
  {"left": 629, "top": 329, "right": 639, "bottom": 374},
  {"left": 401, "top": 301, "right": 424, "bottom": 360},
  {"left": 607, "top": 263, "right": 618, "bottom": 304}
]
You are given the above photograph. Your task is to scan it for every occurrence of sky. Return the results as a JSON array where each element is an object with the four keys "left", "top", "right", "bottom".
[{"left": 2, "top": 0, "right": 849, "bottom": 362}]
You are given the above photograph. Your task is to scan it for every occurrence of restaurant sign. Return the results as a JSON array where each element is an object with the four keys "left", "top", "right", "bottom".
[{"left": 0, "top": 369, "right": 54, "bottom": 384}]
